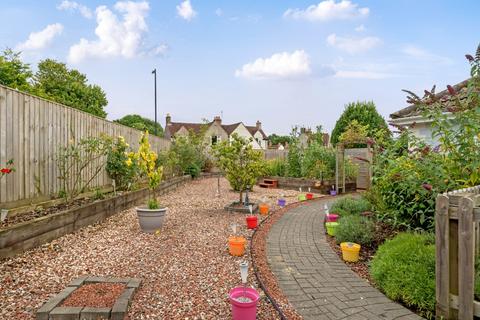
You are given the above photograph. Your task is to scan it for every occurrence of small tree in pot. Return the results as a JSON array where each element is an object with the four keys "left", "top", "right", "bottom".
[
  {"left": 127, "top": 131, "right": 165, "bottom": 233},
  {"left": 213, "top": 134, "right": 266, "bottom": 207}
]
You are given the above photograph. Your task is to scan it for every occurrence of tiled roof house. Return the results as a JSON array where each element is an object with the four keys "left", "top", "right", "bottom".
[{"left": 164, "top": 114, "right": 269, "bottom": 150}]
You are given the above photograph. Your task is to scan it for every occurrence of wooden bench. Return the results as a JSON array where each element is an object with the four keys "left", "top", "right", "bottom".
[{"left": 259, "top": 179, "right": 278, "bottom": 189}]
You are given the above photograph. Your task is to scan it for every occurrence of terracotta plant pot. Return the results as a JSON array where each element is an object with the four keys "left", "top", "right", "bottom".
[
  {"left": 259, "top": 204, "right": 269, "bottom": 215},
  {"left": 341, "top": 242, "right": 361, "bottom": 262},
  {"left": 136, "top": 206, "right": 167, "bottom": 233},
  {"left": 228, "top": 236, "right": 246, "bottom": 256},
  {"left": 306, "top": 193, "right": 314, "bottom": 200},
  {"left": 246, "top": 216, "right": 258, "bottom": 229}
]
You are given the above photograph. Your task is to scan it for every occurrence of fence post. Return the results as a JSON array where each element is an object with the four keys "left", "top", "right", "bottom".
[
  {"left": 458, "top": 196, "right": 474, "bottom": 320},
  {"left": 436, "top": 194, "right": 450, "bottom": 319}
]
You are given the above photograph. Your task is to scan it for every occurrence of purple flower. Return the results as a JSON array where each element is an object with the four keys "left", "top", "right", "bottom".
[{"left": 466, "top": 54, "right": 475, "bottom": 62}]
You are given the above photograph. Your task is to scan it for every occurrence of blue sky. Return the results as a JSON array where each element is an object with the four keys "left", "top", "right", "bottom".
[{"left": 0, "top": 0, "right": 478, "bottom": 134}]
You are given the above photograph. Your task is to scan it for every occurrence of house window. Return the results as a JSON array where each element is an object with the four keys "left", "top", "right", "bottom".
[{"left": 211, "top": 135, "right": 219, "bottom": 145}]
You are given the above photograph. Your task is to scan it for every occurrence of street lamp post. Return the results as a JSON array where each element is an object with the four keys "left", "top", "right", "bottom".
[{"left": 152, "top": 68, "right": 157, "bottom": 136}]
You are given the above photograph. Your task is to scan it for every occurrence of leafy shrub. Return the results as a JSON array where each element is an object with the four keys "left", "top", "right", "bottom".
[
  {"left": 335, "top": 215, "right": 375, "bottom": 246},
  {"left": 106, "top": 136, "right": 138, "bottom": 190},
  {"left": 330, "top": 197, "right": 371, "bottom": 216},
  {"left": 371, "top": 131, "right": 454, "bottom": 230},
  {"left": 266, "top": 159, "right": 287, "bottom": 177},
  {"left": 300, "top": 142, "right": 336, "bottom": 180},
  {"left": 185, "top": 163, "right": 201, "bottom": 178},
  {"left": 370, "top": 233, "right": 435, "bottom": 319}
]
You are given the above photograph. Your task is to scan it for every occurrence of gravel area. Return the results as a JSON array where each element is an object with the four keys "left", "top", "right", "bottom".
[
  {"left": 0, "top": 178, "right": 303, "bottom": 319},
  {"left": 62, "top": 283, "right": 126, "bottom": 308}
]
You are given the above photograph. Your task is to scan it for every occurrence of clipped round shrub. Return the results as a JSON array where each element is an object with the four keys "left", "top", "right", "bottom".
[
  {"left": 330, "top": 197, "right": 371, "bottom": 216},
  {"left": 335, "top": 215, "right": 375, "bottom": 246},
  {"left": 370, "top": 232, "right": 435, "bottom": 319}
]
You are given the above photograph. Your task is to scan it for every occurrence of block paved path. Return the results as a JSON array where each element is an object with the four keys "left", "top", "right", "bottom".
[{"left": 266, "top": 197, "right": 423, "bottom": 320}]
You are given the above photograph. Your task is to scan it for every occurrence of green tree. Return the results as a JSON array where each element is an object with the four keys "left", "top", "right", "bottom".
[
  {"left": 212, "top": 134, "right": 266, "bottom": 203},
  {"left": 33, "top": 59, "right": 108, "bottom": 118},
  {"left": 268, "top": 133, "right": 291, "bottom": 146},
  {"left": 331, "top": 101, "right": 390, "bottom": 146},
  {"left": 0, "top": 49, "right": 33, "bottom": 91},
  {"left": 115, "top": 114, "right": 163, "bottom": 136}
]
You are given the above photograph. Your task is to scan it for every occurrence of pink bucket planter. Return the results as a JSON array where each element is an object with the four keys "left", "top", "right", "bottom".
[
  {"left": 326, "top": 214, "right": 339, "bottom": 222},
  {"left": 229, "top": 287, "right": 260, "bottom": 320}
]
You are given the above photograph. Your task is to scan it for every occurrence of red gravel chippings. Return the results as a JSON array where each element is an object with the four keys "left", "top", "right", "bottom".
[
  {"left": 62, "top": 283, "right": 126, "bottom": 308},
  {"left": 0, "top": 178, "right": 304, "bottom": 319}
]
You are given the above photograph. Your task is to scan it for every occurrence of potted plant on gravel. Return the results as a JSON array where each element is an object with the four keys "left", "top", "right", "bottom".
[{"left": 127, "top": 132, "right": 165, "bottom": 233}]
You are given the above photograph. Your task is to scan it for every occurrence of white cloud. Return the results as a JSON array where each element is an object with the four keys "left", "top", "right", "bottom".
[
  {"left": 355, "top": 24, "right": 365, "bottom": 32},
  {"left": 326, "top": 33, "right": 381, "bottom": 54},
  {"left": 402, "top": 45, "right": 452, "bottom": 64},
  {"left": 215, "top": 8, "right": 223, "bottom": 17},
  {"left": 334, "top": 70, "right": 392, "bottom": 79},
  {"left": 176, "top": 0, "right": 197, "bottom": 21},
  {"left": 235, "top": 50, "right": 311, "bottom": 80},
  {"left": 284, "top": 0, "right": 369, "bottom": 22},
  {"left": 68, "top": 1, "right": 166, "bottom": 63},
  {"left": 16, "top": 23, "right": 63, "bottom": 51},
  {"left": 149, "top": 44, "right": 169, "bottom": 56},
  {"left": 57, "top": 0, "right": 93, "bottom": 19}
]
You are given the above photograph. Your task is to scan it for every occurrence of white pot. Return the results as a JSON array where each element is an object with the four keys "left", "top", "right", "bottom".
[{"left": 136, "top": 206, "right": 167, "bottom": 233}]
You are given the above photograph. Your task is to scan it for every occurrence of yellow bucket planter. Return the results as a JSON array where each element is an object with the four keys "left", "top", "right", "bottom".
[{"left": 340, "top": 242, "right": 361, "bottom": 262}]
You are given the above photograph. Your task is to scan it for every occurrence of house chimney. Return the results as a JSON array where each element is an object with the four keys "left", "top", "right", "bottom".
[
  {"left": 166, "top": 113, "right": 172, "bottom": 126},
  {"left": 256, "top": 120, "right": 262, "bottom": 130},
  {"left": 300, "top": 127, "right": 306, "bottom": 134},
  {"left": 213, "top": 116, "right": 222, "bottom": 125}
]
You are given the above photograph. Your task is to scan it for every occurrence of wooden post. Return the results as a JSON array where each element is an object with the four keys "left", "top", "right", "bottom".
[
  {"left": 449, "top": 213, "right": 459, "bottom": 319},
  {"left": 436, "top": 194, "right": 450, "bottom": 319},
  {"left": 458, "top": 196, "right": 474, "bottom": 320}
]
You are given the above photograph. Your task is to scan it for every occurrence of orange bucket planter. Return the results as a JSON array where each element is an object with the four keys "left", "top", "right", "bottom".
[
  {"left": 259, "top": 204, "right": 269, "bottom": 215},
  {"left": 229, "top": 236, "right": 246, "bottom": 256}
]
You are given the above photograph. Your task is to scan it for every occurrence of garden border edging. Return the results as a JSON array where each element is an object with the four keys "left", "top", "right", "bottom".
[{"left": 0, "top": 175, "right": 191, "bottom": 259}]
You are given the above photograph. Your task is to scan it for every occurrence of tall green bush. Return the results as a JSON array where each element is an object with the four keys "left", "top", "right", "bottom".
[
  {"left": 370, "top": 233, "right": 435, "bottom": 319},
  {"left": 331, "top": 101, "right": 390, "bottom": 146}
]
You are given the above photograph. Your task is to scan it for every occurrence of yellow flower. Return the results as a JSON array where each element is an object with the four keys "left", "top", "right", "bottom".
[{"left": 125, "top": 158, "right": 133, "bottom": 167}]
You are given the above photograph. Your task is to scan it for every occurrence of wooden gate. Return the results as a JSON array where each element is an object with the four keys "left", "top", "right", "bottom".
[
  {"left": 345, "top": 147, "right": 373, "bottom": 190},
  {"left": 436, "top": 186, "right": 480, "bottom": 319}
]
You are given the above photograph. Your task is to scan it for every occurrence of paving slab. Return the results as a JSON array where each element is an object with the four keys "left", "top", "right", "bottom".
[{"left": 266, "top": 197, "right": 424, "bottom": 320}]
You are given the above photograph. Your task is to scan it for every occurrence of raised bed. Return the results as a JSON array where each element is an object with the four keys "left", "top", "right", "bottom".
[
  {"left": 261, "top": 176, "right": 356, "bottom": 194},
  {"left": 0, "top": 175, "right": 191, "bottom": 259},
  {"left": 36, "top": 276, "right": 141, "bottom": 320}
]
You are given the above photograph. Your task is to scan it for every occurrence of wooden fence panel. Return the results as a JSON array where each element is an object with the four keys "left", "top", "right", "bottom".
[{"left": 0, "top": 84, "right": 171, "bottom": 207}]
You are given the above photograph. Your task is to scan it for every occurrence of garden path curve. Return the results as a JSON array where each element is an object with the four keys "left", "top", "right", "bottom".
[{"left": 266, "top": 197, "right": 423, "bottom": 320}]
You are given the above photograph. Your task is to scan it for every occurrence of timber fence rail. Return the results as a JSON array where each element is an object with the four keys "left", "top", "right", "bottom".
[
  {"left": 0, "top": 84, "right": 171, "bottom": 208},
  {"left": 436, "top": 185, "right": 480, "bottom": 319}
]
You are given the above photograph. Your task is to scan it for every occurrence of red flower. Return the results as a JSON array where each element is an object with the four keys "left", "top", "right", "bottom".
[
  {"left": 422, "top": 183, "right": 433, "bottom": 191},
  {"left": 1, "top": 168, "right": 12, "bottom": 174}
]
